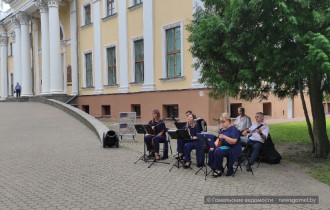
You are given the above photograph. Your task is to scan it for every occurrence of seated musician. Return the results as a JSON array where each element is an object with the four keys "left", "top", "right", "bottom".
[
  {"left": 144, "top": 109, "right": 168, "bottom": 161},
  {"left": 241, "top": 112, "right": 269, "bottom": 171},
  {"left": 185, "top": 110, "right": 207, "bottom": 132},
  {"left": 234, "top": 107, "right": 252, "bottom": 134},
  {"left": 208, "top": 113, "right": 241, "bottom": 177},
  {"left": 177, "top": 114, "right": 203, "bottom": 168}
]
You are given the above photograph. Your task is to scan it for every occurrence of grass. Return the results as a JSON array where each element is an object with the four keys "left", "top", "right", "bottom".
[
  {"left": 268, "top": 118, "right": 330, "bottom": 186},
  {"left": 268, "top": 118, "right": 330, "bottom": 144}
]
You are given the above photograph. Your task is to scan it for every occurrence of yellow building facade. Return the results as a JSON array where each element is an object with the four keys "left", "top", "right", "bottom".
[{"left": 0, "top": 0, "right": 321, "bottom": 125}]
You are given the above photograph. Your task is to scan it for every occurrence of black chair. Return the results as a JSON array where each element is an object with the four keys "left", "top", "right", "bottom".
[
  {"left": 148, "top": 130, "right": 171, "bottom": 168},
  {"left": 233, "top": 148, "right": 253, "bottom": 176}
]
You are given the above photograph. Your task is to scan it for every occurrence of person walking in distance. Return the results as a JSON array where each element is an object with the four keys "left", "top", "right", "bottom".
[{"left": 15, "top": 82, "right": 21, "bottom": 97}]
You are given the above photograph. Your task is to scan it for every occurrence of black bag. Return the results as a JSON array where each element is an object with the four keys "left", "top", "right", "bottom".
[
  {"left": 262, "top": 135, "right": 282, "bottom": 164},
  {"left": 103, "top": 130, "right": 119, "bottom": 148}
]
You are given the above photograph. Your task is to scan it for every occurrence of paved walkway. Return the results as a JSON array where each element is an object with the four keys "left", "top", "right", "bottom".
[{"left": 0, "top": 102, "right": 329, "bottom": 209}]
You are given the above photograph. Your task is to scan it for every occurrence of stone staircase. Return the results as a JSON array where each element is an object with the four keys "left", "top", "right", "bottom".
[{"left": 5, "top": 94, "right": 78, "bottom": 107}]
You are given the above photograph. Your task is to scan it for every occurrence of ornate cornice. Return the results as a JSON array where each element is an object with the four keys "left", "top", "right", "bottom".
[
  {"left": 10, "top": 17, "right": 20, "bottom": 28},
  {"left": 48, "top": 0, "right": 62, "bottom": 8},
  {"left": 17, "top": 12, "right": 30, "bottom": 25},
  {"left": 34, "top": 0, "right": 48, "bottom": 12}
]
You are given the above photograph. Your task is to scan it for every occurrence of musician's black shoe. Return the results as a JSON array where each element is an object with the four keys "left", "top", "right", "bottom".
[
  {"left": 246, "top": 163, "right": 252, "bottom": 172},
  {"left": 148, "top": 153, "right": 155, "bottom": 158},
  {"left": 226, "top": 169, "right": 234, "bottom": 176},
  {"left": 212, "top": 170, "right": 222, "bottom": 177},
  {"left": 184, "top": 162, "right": 191, "bottom": 169},
  {"left": 160, "top": 156, "right": 168, "bottom": 160}
]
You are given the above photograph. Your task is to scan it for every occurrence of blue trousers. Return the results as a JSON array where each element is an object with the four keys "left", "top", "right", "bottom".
[
  {"left": 183, "top": 140, "right": 204, "bottom": 165},
  {"left": 247, "top": 140, "right": 263, "bottom": 165},
  {"left": 144, "top": 135, "right": 168, "bottom": 157},
  {"left": 208, "top": 148, "right": 231, "bottom": 172}
]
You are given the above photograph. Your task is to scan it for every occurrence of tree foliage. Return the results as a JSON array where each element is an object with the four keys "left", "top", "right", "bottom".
[{"left": 187, "top": 0, "right": 330, "bottom": 157}]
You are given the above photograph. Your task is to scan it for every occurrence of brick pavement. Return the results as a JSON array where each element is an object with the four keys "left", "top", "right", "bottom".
[{"left": 0, "top": 102, "right": 329, "bottom": 210}]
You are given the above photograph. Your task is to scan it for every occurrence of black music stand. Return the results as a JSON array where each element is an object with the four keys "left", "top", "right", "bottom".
[
  {"left": 134, "top": 124, "right": 149, "bottom": 164},
  {"left": 195, "top": 133, "right": 214, "bottom": 180},
  {"left": 174, "top": 122, "right": 186, "bottom": 130},
  {"left": 168, "top": 129, "right": 191, "bottom": 171}
]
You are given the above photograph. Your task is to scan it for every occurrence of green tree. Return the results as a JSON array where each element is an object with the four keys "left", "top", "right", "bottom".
[{"left": 187, "top": 0, "right": 330, "bottom": 158}]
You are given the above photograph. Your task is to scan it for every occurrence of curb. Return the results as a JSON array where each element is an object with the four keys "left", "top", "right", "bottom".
[{"left": 35, "top": 97, "right": 108, "bottom": 145}]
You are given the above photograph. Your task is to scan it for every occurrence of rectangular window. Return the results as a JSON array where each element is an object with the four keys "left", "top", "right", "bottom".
[
  {"left": 85, "top": 53, "right": 93, "bottom": 88},
  {"left": 134, "top": 40, "right": 144, "bottom": 82},
  {"left": 107, "top": 47, "right": 116, "bottom": 85},
  {"left": 107, "top": 0, "right": 115, "bottom": 16},
  {"left": 166, "top": 27, "right": 181, "bottom": 78},
  {"left": 82, "top": 105, "right": 90, "bottom": 114},
  {"left": 263, "top": 102, "right": 272, "bottom": 116},
  {"left": 134, "top": 0, "right": 143, "bottom": 5},
  {"left": 132, "top": 105, "right": 141, "bottom": 118},
  {"left": 84, "top": 4, "right": 91, "bottom": 25},
  {"left": 102, "top": 105, "right": 111, "bottom": 116},
  {"left": 164, "top": 105, "right": 178, "bottom": 118},
  {"left": 230, "top": 103, "right": 242, "bottom": 118},
  {"left": 67, "top": 65, "right": 72, "bottom": 83}
]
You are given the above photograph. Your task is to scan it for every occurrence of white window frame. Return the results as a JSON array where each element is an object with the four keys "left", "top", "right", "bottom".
[
  {"left": 82, "top": 49, "right": 93, "bottom": 88},
  {"left": 161, "top": 21, "right": 184, "bottom": 78},
  {"left": 103, "top": 0, "right": 116, "bottom": 18},
  {"left": 81, "top": 0, "right": 92, "bottom": 26},
  {"left": 130, "top": 35, "right": 144, "bottom": 83},
  {"left": 104, "top": 43, "right": 118, "bottom": 86},
  {"left": 129, "top": 0, "right": 143, "bottom": 7}
]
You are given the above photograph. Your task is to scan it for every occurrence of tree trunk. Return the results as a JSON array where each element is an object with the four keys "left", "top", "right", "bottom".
[
  {"left": 298, "top": 80, "right": 315, "bottom": 153},
  {"left": 308, "top": 74, "right": 329, "bottom": 158}
]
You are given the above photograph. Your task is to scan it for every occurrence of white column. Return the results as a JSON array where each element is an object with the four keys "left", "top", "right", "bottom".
[
  {"left": 118, "top": 0, "right": 129, "bottom": 93},
  {"left": 191, "top": 0, "right": 205, "bottom": 89},
  {"left": 93, "top": 0, "right": 103, "bottom": 94},
  {"left": 70, "top": 0, "right": 78, "bottom": 95},
  {"left": 18, "top": 12, "right": 33, "bottom": 96},
  {"left": 0, "top": 34, "right": 8, "bottom": 100},
  {"left": 13, "top": 18, "right": 22, "bottom": 87},
  {"left": 288, "top": 97, "right": 293, "bottom": 119},
  {"left": 37, "top": 1, "right": 51, "bottom": 95},
  {"left": 141, "top": 0, "right": 155, "bottom": 91},
  {"left": 48, "top": 0, "right": 63, "bottom": 94},
  {"left": 33, "top": 20, "right": 40, "bottom": 95}
]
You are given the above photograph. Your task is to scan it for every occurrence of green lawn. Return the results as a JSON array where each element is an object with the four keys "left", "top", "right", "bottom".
[
  {"left": 268, "top": 118, "right": 330, "bottom": 144},
  {"left": 268, "top": 118, "right": 330, "bottom": 186}
]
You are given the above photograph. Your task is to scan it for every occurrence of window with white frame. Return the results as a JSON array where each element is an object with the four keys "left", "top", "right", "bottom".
[
  {"left": 83, "top": 3, "right": 91, "bottom": 25},
  {"left": 106, "top": 0, "right": 115, "bottom": 16},
  {"left": 132, "top": 0, "right": 143, "bottom": 6},
  {"left": 107, "top": 47, "right": 117, "bottom": 85},
  {"left": 134, "top": 39, "right": 144, "bottom": 83},
  {"left": 85, "top": 52, "right": 93, "bottom": 88},
  {"left": 166, "top": 26, "right": 181, "bottom": 78}
]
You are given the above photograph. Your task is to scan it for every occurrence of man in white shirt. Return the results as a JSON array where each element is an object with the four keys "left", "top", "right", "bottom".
[
  {"left": 234, "top": 107, "right": 252, "bottom": 133},
  {"left": 241, "top": 112, "right": 269, "bottom": 171}
]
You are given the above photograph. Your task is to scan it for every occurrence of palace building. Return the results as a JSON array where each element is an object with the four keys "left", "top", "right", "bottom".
[{"left": 0, "top": 0, "right": 326, "bottom": 125}]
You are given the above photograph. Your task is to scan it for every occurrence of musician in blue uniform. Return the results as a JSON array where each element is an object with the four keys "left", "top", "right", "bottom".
[
  {"left": 209, "top": 113, "right": 241, "bottom": 177},
  {"left": 144, "top": 109, "right": 168, "bottom": 160},
  {"left": 177, "top": 114, "right": 203, "bottom": 168}
]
